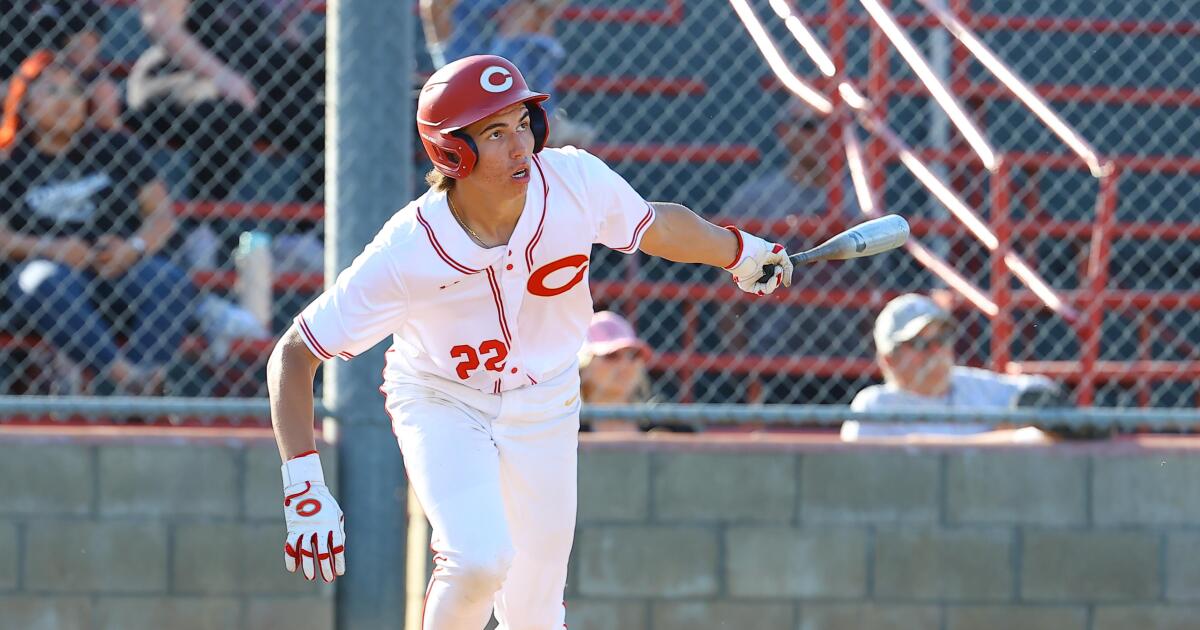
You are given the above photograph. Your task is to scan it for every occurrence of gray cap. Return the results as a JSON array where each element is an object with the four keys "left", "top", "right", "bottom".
[{"left": 874, "top": 293, "right": 951, "bottom": 355}]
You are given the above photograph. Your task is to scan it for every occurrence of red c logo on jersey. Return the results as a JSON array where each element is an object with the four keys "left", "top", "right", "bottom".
[{"left": 528, "top": 254, "right": 589, "bottom": 297}]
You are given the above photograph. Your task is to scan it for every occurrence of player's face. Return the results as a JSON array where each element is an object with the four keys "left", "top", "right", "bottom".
[
  {"left": 27, "top": 68, "right": 87, "bottom": 139},
  {"left": 885, "top": 321, "right": 954, "bottom": 396},
  {"left": 463, "top": 103, "right": 535, "bottom": 193}
]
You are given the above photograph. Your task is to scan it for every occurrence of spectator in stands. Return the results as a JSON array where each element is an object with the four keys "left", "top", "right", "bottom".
[
  {"left": 127, "top": 0, "right": 324, "bottom": 200},
  {"left": 579, "top": 311, "right": 652, "bottom": 433},
  {"left": 0, "top": 0, "right": 44, "bottom": 79},
  {"left": 841, "top": 293, "right": 1063, "bottom": 441},
  {"left": 724, "top": 99, "right": 857, "bottom": 220},
  {"left": 0, "top": 1, "right": 121, "bottom": 130},
  {"left": 420, "top": 0, "right": 596, "bottom": 147},
  {"left": 0, "top": 54, "right": 196, "bottom": 395}
]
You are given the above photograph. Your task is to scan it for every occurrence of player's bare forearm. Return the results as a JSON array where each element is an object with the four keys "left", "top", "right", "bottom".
[
  {"left": 267, "top": 326, "right": 324, "bottom": 462},
  {"left": 639, "top": 202, "right": 739, "bottom": 267}
]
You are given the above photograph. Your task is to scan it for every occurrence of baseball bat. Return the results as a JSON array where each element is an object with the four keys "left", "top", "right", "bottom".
[{"left": 757, "top": 214, "right": 910, "bottom": 282}]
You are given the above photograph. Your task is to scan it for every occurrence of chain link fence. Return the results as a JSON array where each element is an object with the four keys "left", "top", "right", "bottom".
[{"left": 0, "top": 0, "right": 1196, "bottom": 422}]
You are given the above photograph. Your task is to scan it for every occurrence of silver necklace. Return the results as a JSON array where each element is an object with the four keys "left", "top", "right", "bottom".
[{"left": 447, "top": 193, "right": 489, "bottom": 248}]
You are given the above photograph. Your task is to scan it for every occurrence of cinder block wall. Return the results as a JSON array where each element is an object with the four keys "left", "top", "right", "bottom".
[
  {"left": 566, "top": 440, "right": 1200, "bottom": 630},
  {"left": 3, "top": 434, "right": 1198, "bottom": 630},
  {"left": 0, "top": 436, "right": 336, "bottom": 630}
]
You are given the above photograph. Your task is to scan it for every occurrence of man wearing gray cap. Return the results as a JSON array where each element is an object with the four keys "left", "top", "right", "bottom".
[{"left": 842, "top": 293, "right": 1061, "bottom": 440}]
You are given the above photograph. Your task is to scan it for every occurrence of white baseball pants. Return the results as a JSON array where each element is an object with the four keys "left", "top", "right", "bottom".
[{"left": 385, "top": 366, "right": 580, "bottom": 630}]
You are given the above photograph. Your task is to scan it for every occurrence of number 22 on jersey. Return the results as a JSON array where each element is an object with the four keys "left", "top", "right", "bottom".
[{"left": 450, "top": 339, "right": 508, "bottom": 380}]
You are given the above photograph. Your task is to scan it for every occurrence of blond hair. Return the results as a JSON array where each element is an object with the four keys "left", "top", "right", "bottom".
[{"left": 425, "top": 168, "right": 456, "bottom": 192}]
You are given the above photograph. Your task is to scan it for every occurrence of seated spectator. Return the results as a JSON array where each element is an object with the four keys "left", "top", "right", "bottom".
[
  {"left": 420, "top": 0, "right": 595, "bottom": 147},
  {"left": 723, "top": 99, "right": 858, "bottom": 221},
  {"left": 0, "top": 0, "right": 45, "bottom": 79},
  {"left": 842, "top": 293, "right": 1063, "bottom": 441},
  {"left": 0, "top": 54, "right": 196, "bottom": 394},
  {"left": 718, "top": 101, "right": 885, "bottom": 387},
  {"left": 38, "top": 0, "right": 124, "bottom": 132},
  {"left": 579, "top": 311, "right": 652, "bottom": 433},
  {"left": 127, "top": 0, "right": 324, "bottom": 200},
  {"left": 1, "top": 1, "right": 120, "bottom": 130}
]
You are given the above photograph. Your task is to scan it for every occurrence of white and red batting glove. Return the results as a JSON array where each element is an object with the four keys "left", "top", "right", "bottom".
[
  {"left": 723, "top": 227, "right": 793, "bottom": 296},
  {"left": 282, "top": 451, "right": 346, "bottom": 583}
]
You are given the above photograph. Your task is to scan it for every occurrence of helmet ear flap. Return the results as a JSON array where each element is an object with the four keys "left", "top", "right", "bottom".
[
  {"left": 451, "top": 130, "right": 478, "bottom": 161},
  {"left": 526, "top": 102, "right": 549, "bottom": 153}
]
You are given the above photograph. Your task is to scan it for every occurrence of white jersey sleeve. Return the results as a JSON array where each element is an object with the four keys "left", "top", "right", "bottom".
[
  {"left": 294, "top": 241, "right": 409, "bottom": 361},
  {"left": 574, "top": 148, "right": 656, "bottom": 253}
]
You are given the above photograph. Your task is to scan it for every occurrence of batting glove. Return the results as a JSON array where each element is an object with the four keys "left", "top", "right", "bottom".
[
  {"left": 723, "top": 227, "right": 793, "bottom": 296},
  {"left": 282, "top": 451, "right": 345, "bottom": 583}
]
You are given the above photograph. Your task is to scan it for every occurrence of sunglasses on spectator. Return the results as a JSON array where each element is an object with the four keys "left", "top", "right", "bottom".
[{"left": 899, "top": 329, "right": 953, "bottom": 351}]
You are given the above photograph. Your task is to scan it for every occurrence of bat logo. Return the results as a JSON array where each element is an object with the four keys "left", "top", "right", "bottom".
[{"left": 850, "top": 232, "right": 867, "bottom": 253}]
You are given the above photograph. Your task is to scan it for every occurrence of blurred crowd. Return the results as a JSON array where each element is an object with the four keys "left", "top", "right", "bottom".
[{"left": 0, "top": 0, "right": 1080, "bottom": 441}]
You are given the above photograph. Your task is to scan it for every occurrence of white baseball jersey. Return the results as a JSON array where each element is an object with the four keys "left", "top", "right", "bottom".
[{"left": 294, "top": 147, "right": 656, "bottom": 393}]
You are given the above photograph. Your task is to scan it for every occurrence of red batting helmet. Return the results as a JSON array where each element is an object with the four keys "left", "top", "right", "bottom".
[{"left": 417, "top": 55, "right": 550, "bottom": 179}]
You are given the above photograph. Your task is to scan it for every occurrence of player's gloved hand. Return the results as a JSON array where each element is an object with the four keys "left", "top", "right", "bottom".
[
  {"left": 722, "top": 227, "right": 793, "bottom": 296},
  {"left": 281, "top": 451, "right": 346, "bottom": 583}
]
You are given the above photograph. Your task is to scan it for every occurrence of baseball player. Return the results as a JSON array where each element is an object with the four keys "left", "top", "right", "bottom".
[{"left": 266, "top": 54, "right": 793, "bottom": 629}]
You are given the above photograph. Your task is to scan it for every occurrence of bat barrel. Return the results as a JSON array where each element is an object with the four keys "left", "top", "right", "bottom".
[{"left": 752, "top": 214, "right": 910, "bottom": 286}]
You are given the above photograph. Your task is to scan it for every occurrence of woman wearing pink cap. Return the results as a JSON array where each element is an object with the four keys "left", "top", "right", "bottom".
[{"left": 579, "top": 311, "right": 652, "bottom": 432}]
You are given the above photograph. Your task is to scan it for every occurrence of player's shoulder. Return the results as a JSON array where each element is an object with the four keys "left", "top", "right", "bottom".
[
  {"left": 534, "top": 146, "right": 609, "bottom": 177},
  {"left": 367, "top": 196, "right": 427, "bottom": 250}
]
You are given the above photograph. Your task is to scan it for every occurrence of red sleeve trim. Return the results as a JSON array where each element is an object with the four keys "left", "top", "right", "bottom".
[
  {"left": 721, "top": 226, "right": 744, "bottom": 270},
  {"left": 295, "top": 315, "right": 334, "bottom": 360},
  {"left": 615, "top": 204, "right": 656, "bottom": 253},
  {"left": 289, "top": 449, "right": 319, "bottom": 460}
]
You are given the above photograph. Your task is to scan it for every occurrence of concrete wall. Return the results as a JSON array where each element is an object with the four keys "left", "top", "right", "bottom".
[
  {"left": 567, "top": 437, "right": 1200, "bottom": 630},
  {"left": 3, "top": 431, "right": 1199, "bottom": 629},
  {"left": 0, "top": 432, "right": 336, "bottom": 630}
]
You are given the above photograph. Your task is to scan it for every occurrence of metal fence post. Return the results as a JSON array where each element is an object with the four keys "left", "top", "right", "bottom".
[{"left": 327, "top": 1, "right": 411, "bottom": 626}]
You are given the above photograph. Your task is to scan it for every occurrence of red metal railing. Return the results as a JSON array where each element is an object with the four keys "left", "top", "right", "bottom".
[{"left": 730, "top": 0, "right": 1199, "bottom": 405}]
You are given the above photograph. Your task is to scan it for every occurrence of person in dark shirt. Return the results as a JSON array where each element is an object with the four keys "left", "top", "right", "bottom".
[
  {"left": 0, "top": 54, "right": 196, "bottom": 394},
  {"left": 127, "top": 0, "right": 324, "bottom": 200}
]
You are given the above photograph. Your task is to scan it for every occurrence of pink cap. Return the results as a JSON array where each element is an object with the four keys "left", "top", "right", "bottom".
[{"left": 585, "top": 311, "right": 651, "bottom": 360}]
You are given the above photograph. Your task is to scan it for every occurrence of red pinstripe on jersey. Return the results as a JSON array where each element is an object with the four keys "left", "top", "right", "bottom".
[
  {"left": 525, "top": 155, "right": 550, "bottom": 272},
  {"left": 416, "top": 207, "right": 482, "bottom": 275},
  {"left": 485, "top": 268, "right": 513, "bottom": 346},
  {"left": 295, "top": 315, "right": 333, "bottom": 360},
  {"left": 614, "top": 204, "right": 655, "bottom": 253}
]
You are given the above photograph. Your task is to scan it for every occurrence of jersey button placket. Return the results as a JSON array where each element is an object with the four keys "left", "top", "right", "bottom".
[{"left": 498, "top": 260, "right": 526, "bottom": 388}]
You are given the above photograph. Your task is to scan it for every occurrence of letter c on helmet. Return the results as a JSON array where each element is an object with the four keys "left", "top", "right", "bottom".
[{"left": 480, "top": 66, "right": 513, "bottom": 93}]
